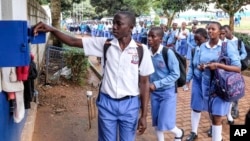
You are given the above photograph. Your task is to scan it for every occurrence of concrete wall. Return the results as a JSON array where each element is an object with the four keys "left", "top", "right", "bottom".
[{"left": 27, "top": 0, "right": 50, "bottom": 72}]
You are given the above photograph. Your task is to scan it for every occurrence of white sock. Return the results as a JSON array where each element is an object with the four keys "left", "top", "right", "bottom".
[
  {"left": 155, "top": 127, "right": 164, "bottom": 141},
  {"left": 191, "top": 110, "right": 201, "bottom": 134},
  {"left": 170, "top": 126, "right": 182, "bottom": 141},
  {"left": 212, "top": 125, "right": 222, "bottom": 141},
  {"left": 227, "top": 102, "right": 233, "bottom": 121},
  {"left": 13, "top": 91, "right": 25, "bottom": 123}
]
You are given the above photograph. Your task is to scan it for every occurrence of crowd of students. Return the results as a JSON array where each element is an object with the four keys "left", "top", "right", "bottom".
[{"left": 33, "top": 11, "right": 247, "bottom": 141}]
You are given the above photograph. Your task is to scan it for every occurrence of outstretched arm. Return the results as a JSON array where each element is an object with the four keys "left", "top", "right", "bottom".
[{"left": 33, "top": 22, "right": 83, "bottom": 48}]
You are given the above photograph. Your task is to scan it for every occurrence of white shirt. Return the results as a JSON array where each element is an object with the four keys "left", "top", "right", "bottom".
[
  {"left": 175, "top": 28, "right": 189, "bottom": 39},
  {"left": 83, "top": 37, "right": 154, "bottom": 98}
]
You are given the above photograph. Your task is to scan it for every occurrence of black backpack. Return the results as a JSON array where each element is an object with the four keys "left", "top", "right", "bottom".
[{"left": 162, "top": 47, "right": 187, "bottom": 87}]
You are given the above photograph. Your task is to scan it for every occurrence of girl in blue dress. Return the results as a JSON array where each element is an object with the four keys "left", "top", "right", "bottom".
[
  {"left": 186, "top": 25, "right": 197, "bottom": 60},
  {"left": 148, "top": 27, "right": 184, "bottom": 141},
  {"left": 195, "top": 22, "right": 241, "bottom": 141},
  {"left": 185, "top": 28, "right": 209, "bottom": 141}
]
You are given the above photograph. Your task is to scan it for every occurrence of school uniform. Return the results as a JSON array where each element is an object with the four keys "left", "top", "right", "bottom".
[
  {"left": 175, "top": 29, "right": 189, "bottom": 56},
  {"left": 186, "top": 45, "right": 206, "bottom": 111},
  {"left": 186, "top": 32, "right": 197, "bottom": 60},
  {"left": 199, "top": 40, "right": 241, "bottom": 116},
  {"left": 166, "top": 29, "right": 178, "bottom": 49},
  {"left": 149, "top": 45, "right": 180, "bottom": 131},
  {"left": 228, "top": 36, "right": 247, "bottom": 60},
  {"left": 82, "top": 37, "right": 154, "bottom": 141}
]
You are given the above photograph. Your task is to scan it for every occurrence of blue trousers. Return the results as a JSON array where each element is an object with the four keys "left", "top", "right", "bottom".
[{"left": 96, "top": 92, "right": 140, "bottom": 141}]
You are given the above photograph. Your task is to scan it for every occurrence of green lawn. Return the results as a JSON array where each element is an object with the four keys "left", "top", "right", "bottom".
[{"left": 219, "top": 17, "right": 250, "bottom": 32}]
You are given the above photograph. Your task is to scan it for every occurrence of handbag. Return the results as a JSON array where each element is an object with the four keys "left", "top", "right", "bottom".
[{"left": 212, "top": 42, "right": 245, "bottom": 102}]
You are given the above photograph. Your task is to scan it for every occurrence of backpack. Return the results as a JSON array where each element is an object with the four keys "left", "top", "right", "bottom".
[
  {"left": 162, "top": 47, "right": 187, "bottom": 87},
  {"left": 211, "top": 42, "right": 245, "bottom": 102},
  {"left": 238, "top": 39, "right": 249, "bottom": 71}
]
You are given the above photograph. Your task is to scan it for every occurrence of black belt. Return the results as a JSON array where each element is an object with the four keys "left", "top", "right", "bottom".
[{"left": 102, "top": 93, "right": 136, "bottom": 101}]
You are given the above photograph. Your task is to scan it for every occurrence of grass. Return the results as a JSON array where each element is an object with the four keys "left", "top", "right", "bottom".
[
  {"left": 187, "top": 17, "right": 250, "bottom": 34},
  {"left": 219, "top": 17, "right": 250, "bottom": 32}
]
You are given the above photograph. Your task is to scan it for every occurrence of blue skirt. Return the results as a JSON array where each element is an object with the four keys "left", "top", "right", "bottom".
[
  {"left": 150, "top": 87, "right": 176, "bottom": 131},
  {"left": 177, "top": 39, "right": 188, "bottom": 56}
]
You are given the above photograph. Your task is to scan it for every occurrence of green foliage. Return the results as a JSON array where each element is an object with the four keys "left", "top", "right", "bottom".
[
  {"left": 234, "top": 32, "right": 250, "bottom": 70},
  {"left": 38, "top": 0, "right": 85, "bottom": 12},
  {"left": 63, "top": 45, "right": 89, "bottom": 86},
  {"left": 153, "top": 15, "right": 160, "bottom": 26},
  {"left": 234, "top": 32, "right": 250, "bottom": 47},
  {"left": 90, "top": 0, "right": 151, "bottom": 17}
]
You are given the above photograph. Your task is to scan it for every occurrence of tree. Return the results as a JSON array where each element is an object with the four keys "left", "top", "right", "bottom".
[
  {"left": 192, "top": 0, "right": 250, "bottom": 31},
  {"left": 90, "top": 0, "right": 151, "bottom": 17},
  {"left": 213, "top": 0, "right": 250, "bottom": 31},
  {"left": 38, "top": 0, "right": 85, "bottom": 46},
  {"left": 50, "top": 0, "right": 62, "bottom": 46},
  {"left": 152, "top": 0, "right": 189, "bottom": 27}
]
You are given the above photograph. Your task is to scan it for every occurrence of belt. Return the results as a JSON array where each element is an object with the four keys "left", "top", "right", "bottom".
[{"left": 102, "top": 93, "right": 136, "bottom": 101}]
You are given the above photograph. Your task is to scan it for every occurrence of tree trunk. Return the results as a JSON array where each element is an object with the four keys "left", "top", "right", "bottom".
[
  {"left": 229, "top": 14, "right": 234, "bottom": 32},
  {"left": 51, "top": 0, "right": 62, "bottom": 47},
  {"left": 166, "top": 12, "right": 176, "bottom": 28}
]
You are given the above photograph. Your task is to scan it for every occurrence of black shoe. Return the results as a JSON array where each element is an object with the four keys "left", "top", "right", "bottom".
[
  {"left": 207, "top": 126, "right": 212, "bottom": 137},
  {"left": 175, "top": 128, "right": 184, "bottom": 140},
  {"left": 186, "top": 132, "right": 197, "bottom": 141},
  {"left": 231, "top": 110, "right": 239, "bottom": 119},
  {"left": 228, "top": 120, "right": 234, "bottom": 125}
]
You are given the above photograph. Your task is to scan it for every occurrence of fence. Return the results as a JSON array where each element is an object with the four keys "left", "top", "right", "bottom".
[{"left": 45, "top": 46, "right": 65, "bottom": 84}]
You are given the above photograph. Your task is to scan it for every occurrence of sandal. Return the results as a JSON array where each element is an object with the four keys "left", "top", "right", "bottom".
[{"left": 175, "top": 128, "right": 184, "bottom": 140}]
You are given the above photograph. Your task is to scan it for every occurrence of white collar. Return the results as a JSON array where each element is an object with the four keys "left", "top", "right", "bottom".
[
  {"left": 205, "top": 39, "right": 222, "bottom": 49},
  {"left": 150, "top": 44, "right": 163, "bottom": 56}
]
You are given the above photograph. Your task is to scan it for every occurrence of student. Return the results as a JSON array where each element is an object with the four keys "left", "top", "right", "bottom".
[
  {"left": 186, "top": 25, "right": 197, "bottom": 60},
  {"left": 185, "top": 28, "right": 209, "bottom": 141},
  {"left": 161, "top": 24, "right": 168, "bottom": 46},
  {"left": 223, "top": 25, "right": 247, "bottom": 120},
  {"left": 195, "top": 22, "right": 241, "bottom": 141},
  {"left": 182, "top": 25, "right": 197, "bottom": 91},
  {"left": 219, "top": 27, "right": 227, "bottom": 42},
  {"left": 165, "top": 22, "right": 178, "bottom": 49},
  {"left": 33, "top": 11, "right": 155, "bottom": 141},
  {"left": 175, "top": 22, "right": 190, "bottom": 57},
  {"left": 148, "top": 27, "right": 184, "bottom": 141}
]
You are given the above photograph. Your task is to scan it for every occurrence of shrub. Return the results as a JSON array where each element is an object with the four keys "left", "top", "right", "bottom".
[{"left": 63, "top": 45, "right": 89, "bottom": 85}]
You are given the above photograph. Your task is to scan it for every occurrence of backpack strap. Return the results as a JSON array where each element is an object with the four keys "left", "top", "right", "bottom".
[
  {"left": 238, "top": 39, "right": 242, "bottom": 51},
  {"left": 162, "top": 47, "right": 169, "bottom": 69},
  {"left": 162, "top": 47, "right": 178, "bottom": 92},
  {"left": 103, "top": 38, "right": 113, "bottom": 69},
  {"left": 135, "top": 42, "right": 143, "bottom": 67},
  {"left": 221, "top": 41, "right": 227, "bottom": 57}
]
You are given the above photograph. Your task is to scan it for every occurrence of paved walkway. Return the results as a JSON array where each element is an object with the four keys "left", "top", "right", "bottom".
[{"left": 88, "top": 56, "right": 250, "bottom": 141}]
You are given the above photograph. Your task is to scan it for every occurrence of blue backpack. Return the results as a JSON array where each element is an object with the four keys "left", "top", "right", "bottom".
[{"left": 211, "top": 42, "right": 245, "bottom": 102}]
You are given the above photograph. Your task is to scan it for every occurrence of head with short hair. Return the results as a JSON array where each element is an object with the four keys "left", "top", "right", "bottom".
[
  {"left": 112, "top": 11, "right": 136, "bottom": 39},
  {"left": 114, "top": 11, "right": 136, "bottom": 27},
  {"left": 207, "top": 21, "right": 221, "bottom": 39},
  {"left": 222, "top": 25, "right": 233, "bottom": 39},
  {"left": 194, "top": 28, "right": 208, "bottom": 46},
  {"left": 147, "top": 26, "right": 164, "bottom": 49}
]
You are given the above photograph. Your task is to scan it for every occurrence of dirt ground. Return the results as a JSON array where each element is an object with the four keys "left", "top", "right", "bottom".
[{"left": 32, "top": 68, "right": 100, "bottom": 141}]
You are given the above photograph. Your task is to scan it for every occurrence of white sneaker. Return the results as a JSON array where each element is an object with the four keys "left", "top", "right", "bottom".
[{"left": 183, "top": 85, "right": 189, "bottom": 91}]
